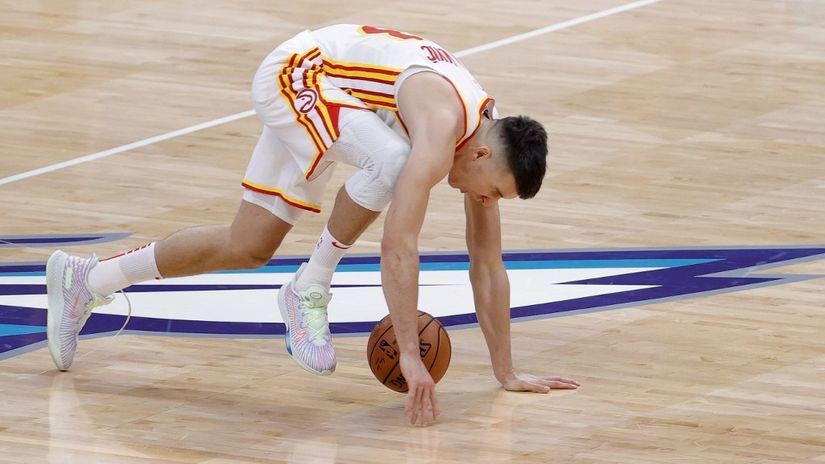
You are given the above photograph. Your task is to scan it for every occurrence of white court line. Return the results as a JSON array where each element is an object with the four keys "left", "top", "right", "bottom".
[
  {"left": 454, "top": 0, "right": 663, "bottom": 58},
  {"left": 0, "top": 0, "right": 662, "bottom": 187},
  {"left": 0, "top": 110, "right": 255, "bottom": 186}
]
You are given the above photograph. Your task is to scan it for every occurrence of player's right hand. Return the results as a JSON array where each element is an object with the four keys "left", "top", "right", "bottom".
[{"left": 399, "top": 353, "right": 439, "bottom": 426}]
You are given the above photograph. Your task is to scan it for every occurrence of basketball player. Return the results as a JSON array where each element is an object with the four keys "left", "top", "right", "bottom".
[{"left": 46, "top": 24, "right": 579, "bottom": 426}]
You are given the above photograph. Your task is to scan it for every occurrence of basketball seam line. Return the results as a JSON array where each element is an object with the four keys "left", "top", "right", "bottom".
[{"left": 379, "top": 314, "right": 436, "bottom": 386}]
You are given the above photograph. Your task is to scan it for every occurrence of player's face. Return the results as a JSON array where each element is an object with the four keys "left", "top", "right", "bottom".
[{"left": 448, "top": 149, "right": 518, "bottom": 207}]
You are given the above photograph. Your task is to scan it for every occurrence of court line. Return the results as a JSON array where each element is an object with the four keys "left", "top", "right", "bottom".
[
  {"left": 0, "top": 0, "right": 663, "bottom": 187},
  {"left": 454, "top": 0, "right": 663, "bottom": 57},
  {"left": 0, "top": 111, "right": 255, "bottom": 186}
]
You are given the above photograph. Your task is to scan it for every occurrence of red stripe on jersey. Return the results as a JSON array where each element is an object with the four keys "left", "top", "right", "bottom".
[
  {"left": 279, "top": 72, "right": 326, "bottom": 155},
  {"left": 310, "top": 70, "right": 339, "bottom": 142},
  {"left": 394, "top": 111, "right": 410, "bottom": 136},
  {"left": 241, "top": 182, "right": 322, "bottom": 213},
  {"left": 305, "top": 104, "right": 341, "bottom": 180},
  {"left": 324, "top": 70, "right": 397, "bottom": 86},
  {"left": 344, "top": 87, "right": 395, "bottom": 100},
  {"left": 458, "top": 96, "right": 494, "bottom": 150},
  {"left": 353, "top": 97, "right": 396, "bottom": 110},
  {"left": 321, "top": 59, "right": 401, "bottom": 77},
  {"left": 278, "top": 55, "right": 327, "bottom": 156},
  {"left": 296, "top": 47, "right": 320, "bottom": 67}
]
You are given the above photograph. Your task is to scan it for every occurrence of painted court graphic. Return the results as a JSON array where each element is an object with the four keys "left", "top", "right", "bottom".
[
  {"left": 1, "top": 238, "right": 823, "bottom": 361},
  {"left": 0, "top": 233, "right": 130, "bottom": 248}
]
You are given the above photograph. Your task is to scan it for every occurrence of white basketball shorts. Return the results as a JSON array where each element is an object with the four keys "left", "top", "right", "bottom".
[{"left": 242, "top": 30, "right": 410, "bottom": 224}]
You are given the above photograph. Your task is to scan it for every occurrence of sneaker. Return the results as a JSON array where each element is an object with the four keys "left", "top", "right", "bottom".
[
  {"left": 46, "top": 250, "right": 113, "bottom": 371},
  {"left": 277, "top": 264, "right": 336, "bottom": 375}
]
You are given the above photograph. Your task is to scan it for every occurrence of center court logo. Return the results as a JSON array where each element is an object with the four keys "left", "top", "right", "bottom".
[{"left": 0, "top": 240, "right": 823, "bottom": 360}]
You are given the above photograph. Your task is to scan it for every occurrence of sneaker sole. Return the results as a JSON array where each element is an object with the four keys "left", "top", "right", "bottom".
[
  {"left": 46, "top": 250, "right": 69, "bottom": 371},
  {"left": 277, "top": 282, "right": 334, "bottom": 376}
]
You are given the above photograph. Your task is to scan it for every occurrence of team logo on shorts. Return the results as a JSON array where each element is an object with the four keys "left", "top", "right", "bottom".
[
  {"left": 295, "top": 88, "right": 319, "bottom": 114},
  {"left": 1, "top": 236, "right": 824, "bottom": 360}
]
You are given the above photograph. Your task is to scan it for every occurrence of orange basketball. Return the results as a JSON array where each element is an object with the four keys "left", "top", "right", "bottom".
[{"left": 366, "top": 311, "right": 451, "bottom": 393}]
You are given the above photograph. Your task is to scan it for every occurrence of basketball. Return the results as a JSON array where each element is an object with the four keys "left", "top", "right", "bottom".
[{"left": 366, "top": 310, "right": 452, "bottom": 393}]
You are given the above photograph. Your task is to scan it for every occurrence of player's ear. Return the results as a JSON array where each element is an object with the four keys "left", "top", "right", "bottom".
[{"left": 474, "top": 146, "right": 491, "bottom": 161}]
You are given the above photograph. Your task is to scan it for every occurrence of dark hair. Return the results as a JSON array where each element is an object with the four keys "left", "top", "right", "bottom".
[{"left": 498, "top": 116, "right": 548, "bottom": 199}]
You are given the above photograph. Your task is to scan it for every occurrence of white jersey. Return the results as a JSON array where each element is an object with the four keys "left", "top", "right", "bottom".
[
  {"left": 244, "top": 25, "right": 498, "bottom": 218},
  {"left": 309, "top": 24, "right": 496, "bottom": 148}
]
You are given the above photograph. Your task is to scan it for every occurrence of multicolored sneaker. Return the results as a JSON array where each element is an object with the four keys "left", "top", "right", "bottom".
[
  {"left": 277, "top": 264, "right": 336, "bottom": 375},
  {"left": 46, "top": 250, "right": 113, "bottom": 371}
]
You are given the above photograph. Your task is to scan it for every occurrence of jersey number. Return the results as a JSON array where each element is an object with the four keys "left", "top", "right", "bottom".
[{"left": 360, "top": 25, "right": 423, "bottom": 41}]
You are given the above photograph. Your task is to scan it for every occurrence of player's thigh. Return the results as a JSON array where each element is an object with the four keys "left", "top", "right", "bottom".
[
  {"left": 242, "top": 124, "right": 333, "bottom": 221},
  {"left": 325, "top": 109, "right": 411, "bottom": 212},
  {"left": 326, "top": 109, "right": 410, "bottom": 171}
]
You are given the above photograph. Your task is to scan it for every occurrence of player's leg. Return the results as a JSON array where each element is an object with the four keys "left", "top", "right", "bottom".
[
  {"left": 153, "top": 200, "right": 292, "bottom": 277},
  {"left": 293, "top": 109, "right": 410, "bottom": 292},
  {"left": 46, "top": 124, "right": 299, "bottom": 372},
  {"left": 289, "top": 186, "right": 380, "bottom": 292},
  {"left": 46, "top": 199, "right": 293, "bottom": 371},
  {"left": 249, "top": 33, "right": 410, "bottom": 374},
  {"left": 278, "top": 109, "right": 410, "bottom": 375},
  {"left": 87, "top": 200, "right": 292, "bottom": 296}
]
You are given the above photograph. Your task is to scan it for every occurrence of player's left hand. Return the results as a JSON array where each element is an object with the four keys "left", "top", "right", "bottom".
[{"left": 500, "top": 372, "right": 580, "bottom": 393}]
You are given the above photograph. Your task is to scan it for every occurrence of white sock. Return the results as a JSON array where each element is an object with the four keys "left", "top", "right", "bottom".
[
  {"left": 295, "top": 226, "right": 351, "bottom": 291},
  {"left": 87, "top": 242, "right": 162, "bottom": 295}
]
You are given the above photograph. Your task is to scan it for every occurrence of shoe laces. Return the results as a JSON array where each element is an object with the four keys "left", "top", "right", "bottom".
[
  {"left": 298, "top": 286, "right": 331, "bottom": 343},
  {"left": 76, "top": 293, "right": 114, "bottom": 330}
]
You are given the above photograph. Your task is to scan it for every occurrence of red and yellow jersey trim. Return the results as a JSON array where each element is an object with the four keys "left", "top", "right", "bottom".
[
  {"left": 439, "top": 78, "right": 469, "bottom": 149},
  {"left": 342, "top": 87, "right": 396, "bottom": 111},
  {"left": 322, "top": 57, "right": 402, "bottom": 77},
  {"left": 457, "top": 96, "right": 494, "bottom": 150},
  {"left": 322, "top": 58, "right": 402, "bottom": 87},
  {"left": 297, "top": 47, "right": 321, "bottom": 67},
  {"left": 277, "top": 47, "right": 341, "bottom": 180},
  {"left": 278, "top": 51, "right": 325, "bottom": 153},
  {"left": 241, "top": 179, "right": 322, "bottom": 213},
  {"left": 392, "top": 110, "right": 410, "bottom": 137},
  {"left": 320, "top": 57, "right": 401, "bottom": 111},
  {"left": 358, "top": 25, "right": 424, "bottom": 41}
]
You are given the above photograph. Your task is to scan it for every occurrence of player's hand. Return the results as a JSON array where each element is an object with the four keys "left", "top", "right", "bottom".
[
  {"left": 500, "top": 371, "right": 580, "bottom": 393},
  {"left": 400, "top": 354, "right": 439, "bottom": 426}
]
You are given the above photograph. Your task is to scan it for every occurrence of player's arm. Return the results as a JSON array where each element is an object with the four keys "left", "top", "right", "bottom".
[
  {"left": 382, "top": 71, "right": 463, "bottom": 426},
  {"left": 464, "top": 195, "right": 581, "bottom": 392},
  {"left": 464, "top": 195, "right": 514, "bottom": 382}
]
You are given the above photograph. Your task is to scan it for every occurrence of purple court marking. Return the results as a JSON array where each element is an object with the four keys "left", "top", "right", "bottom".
[
  {"left": 0, "top": 233, "right": 131, "bottom": 248},
  {"left": 0, "top": 246, "right": 823, "bottom": 360}
]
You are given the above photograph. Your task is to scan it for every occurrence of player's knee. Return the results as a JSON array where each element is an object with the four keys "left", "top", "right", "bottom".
[
  {"left": 347, "top": 138, "right": 408, "bottom": 211},
  {"left": 245, "top": 252, "right": 273, "bottom": 269},
  {"left": 229, "top": 243, "right": 275, "bottom": 269},
  {"left": 375, "top": 144, "right": 407, "bottom": 189}
]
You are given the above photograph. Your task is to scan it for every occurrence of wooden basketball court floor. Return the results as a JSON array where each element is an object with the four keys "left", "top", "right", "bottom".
[{"left": 1, "top": 0, "right": 824, "bottom": 462}]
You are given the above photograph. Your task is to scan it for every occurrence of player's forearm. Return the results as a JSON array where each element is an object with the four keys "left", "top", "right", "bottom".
[
  {"left": 470, "top": 262, "right": 515, "bottom": 383},
  {"left": 381, "top": 239, "right": 422, "bottom": 357}
]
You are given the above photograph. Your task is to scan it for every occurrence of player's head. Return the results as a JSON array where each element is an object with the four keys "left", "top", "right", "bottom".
[{"left": 449, "top": 116, "right": 548, "bottom": 206}]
